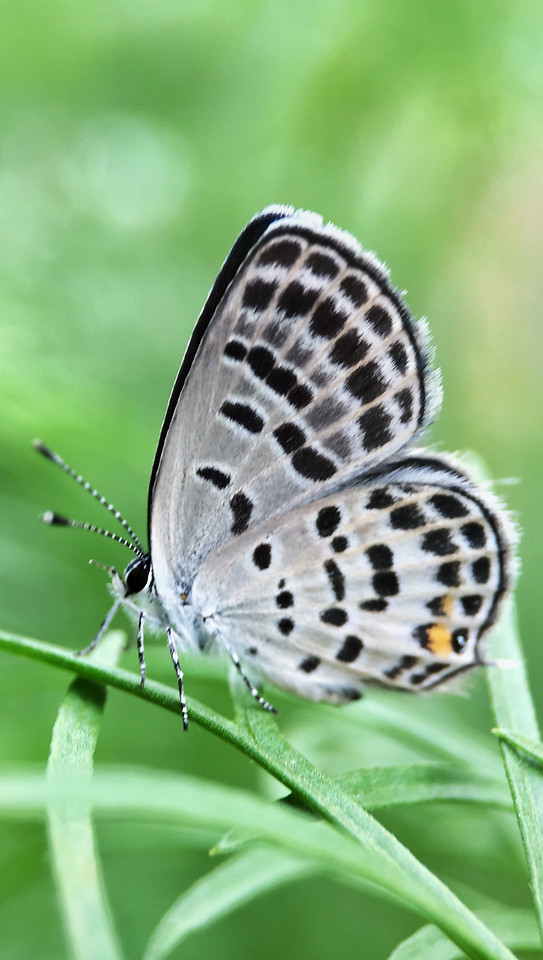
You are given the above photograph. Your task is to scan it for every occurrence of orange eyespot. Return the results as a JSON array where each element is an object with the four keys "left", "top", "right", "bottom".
[{"left": 426, "top": 624, "right": 453, "bottom": 657}]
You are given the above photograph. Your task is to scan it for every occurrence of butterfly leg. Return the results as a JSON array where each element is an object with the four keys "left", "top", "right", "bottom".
[
  {"left": 137, "top": 610, "right": 146, "bottom": 687},
  {"left": 166, "top": 627, "right": 189, "bottom": 731},
  {"left": 77, "top": 600, "right": 121, "bottom": 656},
  {"left": 221, "top": 639, "right": 278, "bottom": 715}
]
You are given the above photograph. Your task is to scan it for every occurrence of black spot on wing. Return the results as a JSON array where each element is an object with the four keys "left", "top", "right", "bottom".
[
  {"left": 366, "top": 304, "right": 393, "bottom": 338},
  {"left": 461, "top": 522, "right": 487, "bottom": 549},
  {"left": 329, "top": 330, "right": 369, "bottom": 368},
  {"left": 367, "top": 488, "right": 396, "bottom": 509},
  {"left": 366, "top": 544, "right": 393, "bottom": 569},
  {"left": 274, "top": 422, "right": 307, "bottom": 453},
  {"left": 347, "top": 360, "right": 387, "bottom": 403},
  {"left": 389, "top": 341, "right": 408, "bottom": 373},
  {"left": 411, "top": 662, "right": 450, "bottom": 685},
  {"left": 324, "top": 559, "right": 345, "bottom": 600},
  {"left": 291, "top": 447, "right": 336, "bottom": 481},
  {"left": 299, "top": 655, "right": 320, "bottom": 673},
  {"left": 430, "top": 493, "right": 470, "bottom": 519},
  {"left": 471, "top": 557, "right": 490, "bottom": 584},
  {"left": 335, "top": 635, "right": 363, "bottom": 663},
  {"left": 451, "top": 629, "right": 468, "bottom": 652},
  {"left": 220, "top": 401, "right": 264, "bottom": 434},
  {"left": 278, "top": 617, "right": 295, "bottom": 635},
  {"left": 230, "top": 492, "right": 253, "bottom": 535},
  {"left": 384, "top": 654, "right": 419, "bottom": 679},
  {"left": 278, "top": 281, "right": 320, "bottom": 318},
  {"left": 460, "top": 594, "right": 484, "bottom": 616},
  {"left": 426, "top": 596, "right": 447, "bottom": 616},
  {"left": 358, "top": 406, "right": 393, "bottom": 451},
  {"left": 390, "top": 503, "right": 426, "bottom": 530},
  {"left": 196, "top": 466, "right": 231, "bottom": 490},
  {"left": 320, "top": 607, "right": 348, "bottom": 626},
  {"left": 310, "top": 298, "right": 347, "bottom": 338},
  {"left": 372, "top": 571, "right": 399, "bottom": 596},
  {"left": 422, "top": 528, "right": 458, "bottom": 556},
  {"left": 288, "top": 382, "right": 313, "bottom": 409},
  {"left": 306, "top": 251, "right": 339, "bottom": 278},
  {"left": 257, "top": 238, "right": 302, "bottom": 267},
  {"left": 332, "top": 535, "right": 348, "bottom": 553},
  {"left": 340, "top": 274, "right": 367, "bottom": 307},
  {"left": 338, "top": 686, "right": 363, "bottom": 702},
  {"left": 396, "top": 388, "right": 413, "bottom": 424},
  {"left": 413, "top": 624, "right": 433, "bottom": 648},
  {"left": 316, "top": 505, "right": 341, "bottom": 537},
  {"left": 436, "top": 560, "right": 461, "bottom": 587},
  {"left": 266, "top": 365, "right": 297, "bottom": 395},
  {"left": 360, "top": 598, "right": 388, "bottom": 612},
  {"left": 224, "top": 339, "right": 247, "bottom": 361},
  {"left": 243, "top": 279, "right": 277, "bottom": 310},
  {"left": 276, "top": 590, "right": 294, "bottom": 608},
  {"left": 253, "top": 543, "right": 271, "bottom": 569},
  {"left": 247, "top": 345, "right": 275, "bottom": 378}
]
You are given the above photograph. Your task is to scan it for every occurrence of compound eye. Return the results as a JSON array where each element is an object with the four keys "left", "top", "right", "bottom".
[{"left": 124, "top": 555, "right": 151, "bottom": 595}]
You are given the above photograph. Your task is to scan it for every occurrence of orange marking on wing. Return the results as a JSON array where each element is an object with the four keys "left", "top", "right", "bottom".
[{"left": 426, "top": 624, "right": 453, "bottom": 656}]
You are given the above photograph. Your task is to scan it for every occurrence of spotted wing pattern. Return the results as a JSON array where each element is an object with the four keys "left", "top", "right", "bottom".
[
  {"left": 191, "top": 455, "right": 513, "bottom": 700},
  {"left": 150, "top": 207, "right": 440, "bottom": 597}
]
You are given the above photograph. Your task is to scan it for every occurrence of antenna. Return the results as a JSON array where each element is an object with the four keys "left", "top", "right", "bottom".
[
  {"left": 34, "top": 440, "right": 145, "bottom": 557},
  {"left": 42, "top": 511, "right": 142, "bottom": 556}
]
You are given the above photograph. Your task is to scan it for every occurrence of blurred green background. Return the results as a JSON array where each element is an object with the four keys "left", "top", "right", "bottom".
[{"left": 1, "top": 1, "right": 542, "bottom": 958}]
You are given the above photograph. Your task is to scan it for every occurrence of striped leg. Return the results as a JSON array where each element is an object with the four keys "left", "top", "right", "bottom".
[
  {"left": 166, "top": 627, "right": 189, "bottom": 731},
  {"left": 137, "top": 610, "right": 146, "bottom": 687},
  {"left": 221, "top": 638, "right": 277, "bottom": 714}
]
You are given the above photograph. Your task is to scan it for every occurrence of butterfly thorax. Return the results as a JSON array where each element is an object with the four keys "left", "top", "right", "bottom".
[{"left": 120, "top": 553, "right": 214, "bottom": 653}]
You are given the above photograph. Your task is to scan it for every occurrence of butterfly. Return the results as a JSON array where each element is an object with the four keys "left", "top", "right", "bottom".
[{"left": 37, "top": 205, "right": 515, "bottom": 729}]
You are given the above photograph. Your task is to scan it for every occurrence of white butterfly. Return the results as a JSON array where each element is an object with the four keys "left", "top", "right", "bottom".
[{"left": 37, "top": 205, "right": 515, "bottom": 728}]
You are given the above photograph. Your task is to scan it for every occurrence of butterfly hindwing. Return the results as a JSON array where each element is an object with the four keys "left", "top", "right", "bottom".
[{"left": 191, "top": 455, "right": 512, "bottom": 702}]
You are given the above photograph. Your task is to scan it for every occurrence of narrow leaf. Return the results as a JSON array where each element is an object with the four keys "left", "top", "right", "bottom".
[
  {"left": 47, "top": 631, "right": 126, "bottom": 960},
  {"left": 322, "top": 763, "right": 509, "bottom": 810},
  {"left": 485, "top": 600, "right": 543, "bottom": 942},
  {"left": 388, "top": 906, "right": 540, "bottom": 959},
  {"left": 0, "top": 766, "right": 517, "bottom": 960},
  {"left": 493, "top": 729, "right": 543, "bottom": 768}
]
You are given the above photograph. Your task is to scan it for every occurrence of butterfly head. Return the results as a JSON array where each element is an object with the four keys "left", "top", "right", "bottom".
[{"left": 123, "top": 553, "right": 152, "bottom": 597}]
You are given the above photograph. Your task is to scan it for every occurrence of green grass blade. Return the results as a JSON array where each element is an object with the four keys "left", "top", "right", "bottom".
[
  {"left": 142, "top": 847, "right": 315, "bottom": 960},
  {"left": 46, "top": 632, "right": 126, "bottom": 960},
  {"left": 387, "top": 907, "right": 540, "bottom": 959},
  {"left": 493, "top": 729, "right": 543, "bottom": 767},
  {"left": 0, "top": 765, "right": 518, "bottom": 960},
  {"left": 486, "top": 600, "right": 543, "bottom": 943},
  {"left": 316, "top": 762, "right": 510, "bottom": 810},
  {"left": 0, "top": 629, "right": 519, "bottom": 960}
]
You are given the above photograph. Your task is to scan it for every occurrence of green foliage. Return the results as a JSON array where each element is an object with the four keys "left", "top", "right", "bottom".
[
  {"left": 1, "top": 0, "right": 542, "bottom": 957},
  {"left": 0, "top": 597, "right": 542, "bottom": 958}
]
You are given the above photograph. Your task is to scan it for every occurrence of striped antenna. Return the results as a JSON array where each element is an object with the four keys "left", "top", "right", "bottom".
[
  {"left": 41, "top": 511, "right": 142, "bottom": 556},
  {"left": 34, "top": 440, "right": 145, "bottom": 556}
]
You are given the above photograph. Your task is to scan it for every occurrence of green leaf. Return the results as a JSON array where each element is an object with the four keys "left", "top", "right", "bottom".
[
  {"left": 46, "top": 631, "right": 126, "bottom": 960},
  {"left": 143, "top": 847, "right": 315, "bottom": 960},
  {"left": 0, "top": 630, "right": 520, "bottom": 959},
  {"left": 387, "top": 907, "right": 540, "bottom": 959},
  {"left": 485, "top": 600, "right": 543, "bottom": 943},
  {"left": 318, "top": 762, "right": 510, "bottom": 810},
  {"left": 0, "top": 765, "right": 517, "bottom": 960},
  {"left": 493, "top": 729, "right": 543, "bottom": 768}
]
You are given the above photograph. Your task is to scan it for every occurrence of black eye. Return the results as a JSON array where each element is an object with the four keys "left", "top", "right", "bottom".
[{"left": 124, "top": 555, "right": 151, "bottom": 595}]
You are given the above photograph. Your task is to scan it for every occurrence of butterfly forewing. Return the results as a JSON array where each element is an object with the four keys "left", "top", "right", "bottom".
[
  {"left": 190, "top": 454, "right": 512, "bottom": 702},
  {"left": 151, "top": 208, "right": 440, "bottom": 595}
]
